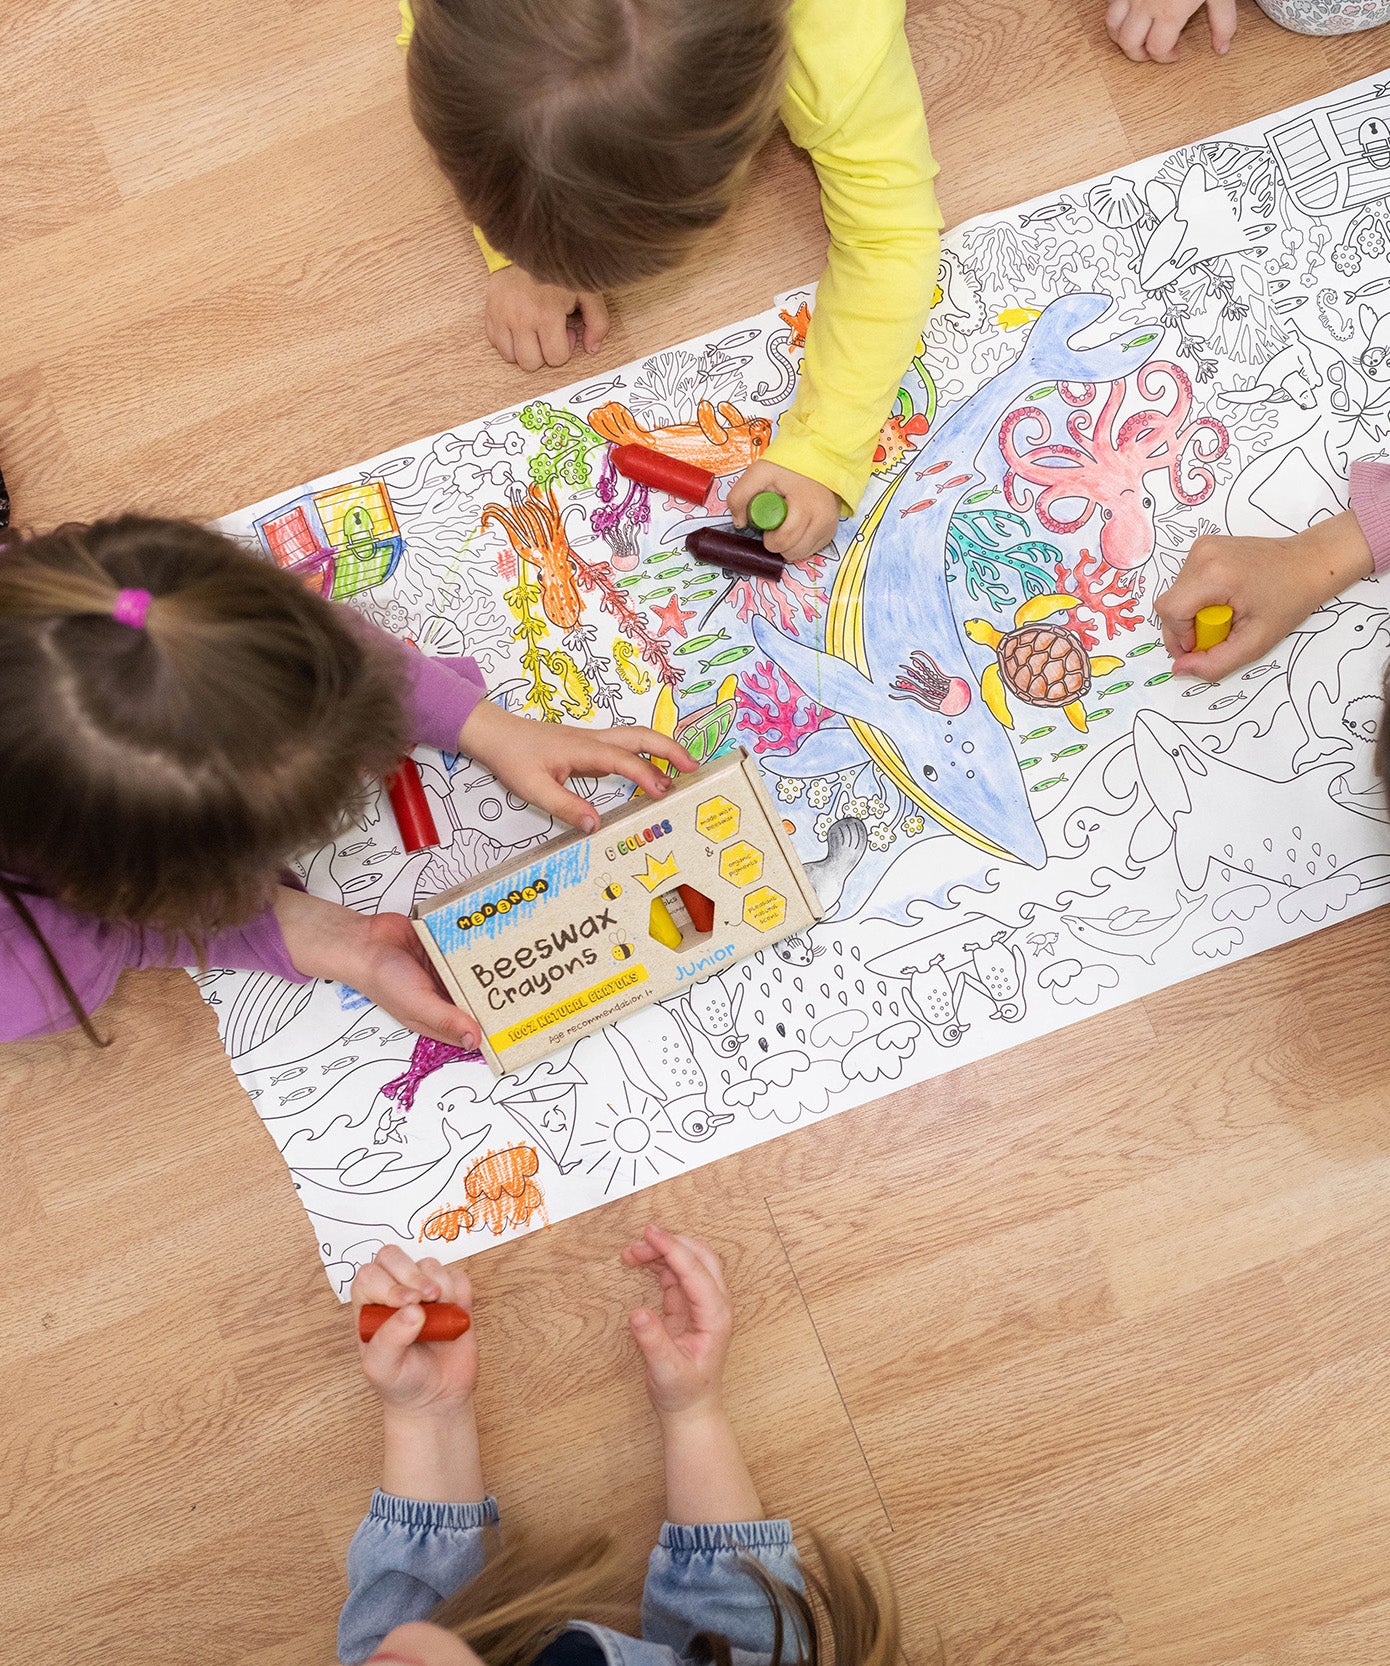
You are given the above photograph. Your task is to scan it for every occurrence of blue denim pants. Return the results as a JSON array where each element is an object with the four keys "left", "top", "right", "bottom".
[{"left": 338, "top": 1490, "right": 805, "bottom": 1666}]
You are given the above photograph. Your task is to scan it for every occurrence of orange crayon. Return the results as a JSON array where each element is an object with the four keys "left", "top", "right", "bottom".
[
  {"left": 358, "top": 1301, "right": 471, "bottom": 1343},
  {"left": 677, "top": 885, "right": 715, "bottom": 934}
]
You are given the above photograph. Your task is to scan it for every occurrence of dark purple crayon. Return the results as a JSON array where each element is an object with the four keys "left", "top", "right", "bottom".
[{"left": 684, "top": 526, "right": 785, "bottom": 582}]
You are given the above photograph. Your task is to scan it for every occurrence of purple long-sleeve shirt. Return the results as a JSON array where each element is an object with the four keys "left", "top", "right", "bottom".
[{"left": 1, "top": 624, "right": 486, "bottom": 1042}]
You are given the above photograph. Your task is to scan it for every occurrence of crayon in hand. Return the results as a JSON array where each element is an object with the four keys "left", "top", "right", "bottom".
[
  {"left": 747, "top": 490, "right": 788, "bottom": 532},
  {"left": 1193, "top": 604, "right": 1233, "bottom": 652},
  {"left": 685, "top": 526, "right": 785, "bottom": 582},
  {"left": 358, "top": 1301, "right": 472, "bottom": 1343}
]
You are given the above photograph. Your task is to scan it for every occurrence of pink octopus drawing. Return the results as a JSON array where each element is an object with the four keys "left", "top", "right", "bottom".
[{"left": 998, "top": 362, "right": 1229, "bottom": 572}]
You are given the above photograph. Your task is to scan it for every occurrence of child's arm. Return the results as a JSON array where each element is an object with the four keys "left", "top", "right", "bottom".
[
  {"left": 729, "top": 26, "right": 943, "bottom": 564},
  {"left": 456, "top": 700, "right": 695, "bottom": 834},
  {"left": 623, "top": 1226, "right": 806, "bottom": 1654},
  {"left": 270, "top": 886, "right": 483, "bottom": 1048},
  {"left": 349, "top": 615, "right": 697, "bottom": 830},
  {"left": 1105, "top": 0, "right": 1237, "bottom": 63},
  {"left": 475, "top": 219, "right": 609, "bottom": 372},
  {"left": 484, "top": 267, "right": 611, "bottom": 373},
  {"left": 338, "top": 1248, "right": 495, "bottom": 1666},
  {"left": 624, "top": 1225, "right": 761, "bottom": 1523},
  {"left": 1157, "top": 490, "right": 1388, "bottom": 680}
]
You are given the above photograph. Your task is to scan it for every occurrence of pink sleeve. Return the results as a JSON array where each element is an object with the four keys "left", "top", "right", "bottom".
[
  {"left": 1, "top": 890, "right": 306, "bottom": 1043},
  {"left": 344, "top": 612, "right": 488, "bottom": 752},
  {"left": 131, "top": 911, "right": 311, "bottom": 983},
  {"left": 401, "top": 650, "right": 489, "bottom": 752},
  {"left": 1349, "top": 459, "right": 1390, "bottom": 576}
]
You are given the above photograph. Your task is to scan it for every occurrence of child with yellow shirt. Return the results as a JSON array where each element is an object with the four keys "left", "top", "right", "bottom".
[{"left": 400, "top": 0, "right": 943, "bottom": 563}]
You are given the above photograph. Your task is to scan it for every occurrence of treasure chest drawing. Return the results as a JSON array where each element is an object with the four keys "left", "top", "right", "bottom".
[
  {"left": 253, "top": 479, "right": 404, "bottom": 600},
  {"left": 1266, "top": 87, "right": 1390, "bottom": 218}
]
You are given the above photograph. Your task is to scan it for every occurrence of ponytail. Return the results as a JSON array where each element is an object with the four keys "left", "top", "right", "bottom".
[{"left": 0, "top": 515, "right": 411, "bottom": 938}]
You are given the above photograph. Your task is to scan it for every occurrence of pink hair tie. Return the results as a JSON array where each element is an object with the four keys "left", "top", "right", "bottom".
[{"left": 111, "top": 588, "right": 154, "bottom": 629}]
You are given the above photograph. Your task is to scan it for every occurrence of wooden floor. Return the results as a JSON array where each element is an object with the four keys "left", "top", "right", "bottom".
[{"left": 4, "top": 3, "right": 1390, "bottom": 1662}]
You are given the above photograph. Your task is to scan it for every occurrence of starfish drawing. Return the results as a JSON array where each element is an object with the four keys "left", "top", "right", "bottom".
[{"left": 652, "top": 594, "right": 696, "bottom": 639}]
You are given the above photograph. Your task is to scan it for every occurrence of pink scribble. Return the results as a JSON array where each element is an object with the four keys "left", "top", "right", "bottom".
[
  {"left": 738, "top": 659, "right": 832, "bottom": 755},
  {"left": 592, "top": 448, "right": 651, "bottom": 572},
  {"left": 729, "top": 556, "right": 826, "bottom": 632},
  {"left": 1055, "top": 547, "right": 1144, "bottom": 649},
  {"left": 383, "top": 1036, "right": 482, "bottom": 1115},
  {"left": 999, "top": 363, "right": 1228, "bottom": 573}
]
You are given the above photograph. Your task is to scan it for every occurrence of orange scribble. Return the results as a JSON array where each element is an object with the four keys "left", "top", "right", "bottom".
[
  {"left": 779, "top": 302, "right": 812, "bottom": 350},
  {"left": 587, "top": 400, "right": 772, "bottom": 476},
  {"left": 419, "top": 1145, "right": 548, "bottom": 1242},
  {"left": 481, "top": 486, "right": 583, "bottom": 630}
]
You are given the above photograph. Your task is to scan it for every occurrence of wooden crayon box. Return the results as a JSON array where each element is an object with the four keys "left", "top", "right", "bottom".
[{"left": 412, "top": 750, "right": 823, "bottom": 1072}]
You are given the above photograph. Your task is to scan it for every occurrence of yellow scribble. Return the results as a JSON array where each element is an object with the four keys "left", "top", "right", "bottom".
[{"left": 613, "top": 639, "right": 652, "bottom": 694}]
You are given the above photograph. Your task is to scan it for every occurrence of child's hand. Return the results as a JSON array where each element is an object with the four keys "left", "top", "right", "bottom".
[
  {"left": 622, "top": 1225, "right": 733, "bottom": 1422},
  {"left": 1105, "top": 0, "right": 1235, "bottom": 61},
  {"left": 485, "top": 266, "right": 610, "bottom": 371},
  {"left": 274, "top": 888, "right": 480, "bottom": 1049},
  {"left": 459, "top": 700, "right": 696, "bottom": 833},
  {"left": 352, "top": 1246, "right": 479, "bottom": 1415},
  {"left": 1157, "top": 517, "right": 1373, "bottom": 680},
  {"left": 728, "top": 462, "right": 839, "bottom": 566}
]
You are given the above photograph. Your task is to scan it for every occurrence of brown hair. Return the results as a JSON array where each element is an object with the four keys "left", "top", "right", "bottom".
[
  {"left": 430, "top": 1530, "right": 902, "bottom": 1666},
  {"left": 0, "top": 516, "right": 410, "bottom": 1033},
  {"left": 406, "top": 0, "right": 789, "bottom": 291}
]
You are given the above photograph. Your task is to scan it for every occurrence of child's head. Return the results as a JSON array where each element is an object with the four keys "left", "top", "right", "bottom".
[
  {"left": 0, "top": 515, "right": 408, "bottom": 936},
  {"left": 373, "top": 1530, "right": 900, "bottom": 1666},
  {"left": 406, "top": 0, "right": 788, "bottom": 290}
]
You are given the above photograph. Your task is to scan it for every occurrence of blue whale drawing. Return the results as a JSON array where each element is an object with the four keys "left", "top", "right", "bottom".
[{"left": 754, "top": 294, "right": 1160, "bottom": 879}]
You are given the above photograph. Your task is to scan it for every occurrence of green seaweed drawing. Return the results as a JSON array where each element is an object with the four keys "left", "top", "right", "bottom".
[
  {"left": 945, "top": 509, "right": 1059, "bottom": 612},
  {"left": 518, "top": 402, "right": 604, "bottom": 491}
]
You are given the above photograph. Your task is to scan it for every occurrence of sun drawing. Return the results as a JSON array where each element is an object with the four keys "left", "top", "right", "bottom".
[{"left": 580, "top": 1085, "right": 686, "bottom": 1196}]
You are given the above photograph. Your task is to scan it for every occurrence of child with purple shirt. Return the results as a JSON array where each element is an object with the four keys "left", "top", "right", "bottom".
[{"left": 0, "top": 515, "right": 693, "bottom": 1045}]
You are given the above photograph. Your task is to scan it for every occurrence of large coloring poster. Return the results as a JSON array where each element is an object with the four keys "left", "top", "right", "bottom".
[{"left": 203, "top": 74, "right": 1390, "bottom": 1296}]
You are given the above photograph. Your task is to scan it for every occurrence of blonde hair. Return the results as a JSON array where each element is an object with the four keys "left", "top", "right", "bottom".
[
  {"left": 406, "top": 0, "right": 789, "bottom": 290},
  {"left": 431, "top": 1531, "right": 901, "bottom": 1666}
]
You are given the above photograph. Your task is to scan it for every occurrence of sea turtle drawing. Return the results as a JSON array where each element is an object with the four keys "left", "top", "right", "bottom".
[
  {"left": 964, "top": 593, "right": 1123, "bottom": 732},
  {"left": 652, "top": 676, "right": 739, "bottom": 769}
]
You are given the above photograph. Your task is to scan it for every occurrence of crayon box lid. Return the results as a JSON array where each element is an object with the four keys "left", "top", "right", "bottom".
[{"left": 409, "top": 749, "right": 822, "bottom": 1071}]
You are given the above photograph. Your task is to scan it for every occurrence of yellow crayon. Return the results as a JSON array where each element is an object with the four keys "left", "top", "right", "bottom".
[
  {"left": 1194, "top": 604, "right": 1233, "bottom": 652},
  {"left": 648, "top": 895, "right": 683, "bottom": 950}
]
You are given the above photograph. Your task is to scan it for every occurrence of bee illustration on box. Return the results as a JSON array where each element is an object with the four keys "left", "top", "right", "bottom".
[{"left": 253, "top": 479, "right": 405, "bottom": 601}]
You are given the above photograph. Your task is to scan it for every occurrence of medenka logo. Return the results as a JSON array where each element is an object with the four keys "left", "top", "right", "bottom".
[{"left": 456, "top": 878, "right": 549, "bottom": 932}]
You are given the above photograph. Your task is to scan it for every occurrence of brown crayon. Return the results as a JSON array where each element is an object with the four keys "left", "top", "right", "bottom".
[
  {"left": 677, "top": 885, "right": 716, "bottom": 934},
  {"left": 685, "top": 526, "right": 785, "bottom": 583}
]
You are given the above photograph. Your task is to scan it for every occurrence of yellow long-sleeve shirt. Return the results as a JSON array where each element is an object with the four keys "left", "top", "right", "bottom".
[{"left": 401, "top": 0, "right": 942, "bottom": 513}]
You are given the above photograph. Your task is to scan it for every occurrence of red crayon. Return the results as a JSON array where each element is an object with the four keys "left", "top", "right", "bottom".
[
  {"left": 677, "top": 885, "right": 715, "bottom": 934},
  {"left": 612, "top": 444, "right": 716, "bottom": 506},
  {"left": 685, "top": 526, "right": 785, "bottom": 583},
  {"left": 359, "top": 1301, "right": 472, "bottom": 1343},
  {"left": 386, "top": 757, "right": 440, "bottom": 853}
]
